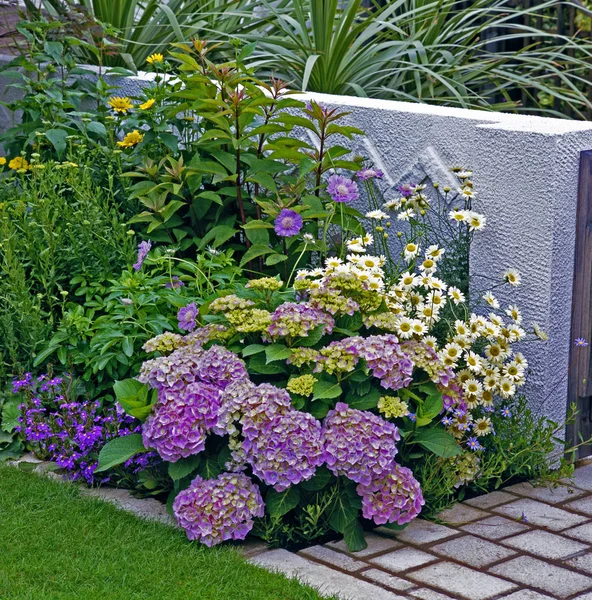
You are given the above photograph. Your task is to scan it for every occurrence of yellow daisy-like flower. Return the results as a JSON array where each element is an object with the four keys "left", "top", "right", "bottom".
[
  {"left": 139, "top": 98, "right": 156, "bottom": 110},
  {"left": 8, "top": 156, "right": 29, "bottom": 171},
  {"left": 146, "top": 53, "right": 164, "bottom": 65},
  {"left": 0, "top": 157, "right": 6, "bottom": 166},
  {"left": 108, "top": 96, "right": 133, "bottom": 113},
  {"left": 117, "top": 130, "right": 144, "bottom": 148}
]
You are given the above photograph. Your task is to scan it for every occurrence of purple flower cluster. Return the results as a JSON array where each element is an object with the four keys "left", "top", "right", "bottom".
[
  {"left": 359, "top": 335, "right": 413, "bottom": 391},
  {"left": 133, "top": 240, "right": 152, "bottom": 271},
  {"left": 242, "top": 410, "right": 324, "bottom": 491},
  {"left": 177, "top": 302, "right": 198, "bottom": 332},
  {"left": 139, "top": 344, "right": 246, "bottom": 392},
  {"left": 327, "top": 175, "right": 359, "bottom": 203},
  {"left": 322, "top": 402, "right": 400, "bottom": 486},
  {"left": 274, "top": 209, "right": 303, "bottom": 237},
  {"left": 356, "top": 168, "right": 384, "bottom": 181},
  {"left": 173, "top": 472, "right": 265, "bottom": 546},
  {"left": 268, "top": 302, "right": 334, "bottom": 339},
  {"left": 401, "top": 340, "right": 453, "bottom": 386},
  {"left": 14, "top": 374, "right": 146, "bottom": 484},
  {"left": 357, "top": 465, "right": 424, "bottom": 525},
  {"left": 142, "top": 381, "right": 222, "bottom": 462}
]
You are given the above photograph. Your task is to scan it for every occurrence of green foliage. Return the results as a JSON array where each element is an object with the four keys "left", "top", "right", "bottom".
[{"left": 95, "top": 433, "right": 145, "bottom": 472}]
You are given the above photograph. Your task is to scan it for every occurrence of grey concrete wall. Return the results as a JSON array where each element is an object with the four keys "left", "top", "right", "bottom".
[{"left": 1, "top": 57, "right": 590, "bottom": 424}]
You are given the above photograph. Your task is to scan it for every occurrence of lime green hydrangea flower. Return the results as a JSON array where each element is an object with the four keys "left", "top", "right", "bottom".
[
  {"left": 287, "top": 348, "right": 322, "bottom": 368},
  {"left": 245, "top": 277, "right": 283, "bottom": 292},
  {"left": 226, "top": 308, "right": 272, "bottom": 333},
  {"left": 377, "top": 396, "right": 410, "bottom": 419},
  {"left": 287, "top": 374, "right": 317, "bottom": 397}
]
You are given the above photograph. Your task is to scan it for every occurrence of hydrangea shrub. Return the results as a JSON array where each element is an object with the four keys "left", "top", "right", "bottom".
[{"left": 99, "top": 170, "right": 540, "bottom": 550}]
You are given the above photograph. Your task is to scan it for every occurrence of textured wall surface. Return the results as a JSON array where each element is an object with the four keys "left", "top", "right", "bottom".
[{"left": 1, "top": 57, "right": 591, "bottom": 424}]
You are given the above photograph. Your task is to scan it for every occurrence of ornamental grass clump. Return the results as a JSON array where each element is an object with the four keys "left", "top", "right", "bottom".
[{"left": 98, "top": 168, "right": 547, "bottom": 550}]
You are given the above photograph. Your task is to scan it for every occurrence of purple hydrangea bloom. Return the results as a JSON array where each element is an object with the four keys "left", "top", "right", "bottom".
[
  {"left": 173, "top": 472, "right": 265, "bottom": 546},
  {"left": 139, "top": 344, "right": 247, "bottom": 393},
  {"left": 216, "top": 381, "right": 292, "bottom": 437},
  {"left": 326, "top": 175, "right": 359, "bottom": 203},
  {"left": 268, "top": 302, "right": 334, "bottom": 339},
  {"left": 359, "top": 335, "right": 414, "bottom": 391},
  {"left": 178, "top": 302, "right": 198, "bottom": 332},
  {"left": 133, "top": 240, "right": 152, "bottom": 271},
  {"left": 356, "top": 168, "right": 384, "bottom": 181},
  {"left": 142, "top": 381, "right": 222, "bottom": 462},
  {"left": 242, "top": 410, "right": 325, "bottom": 491},
  {"left": 322, "top": 402, "right": 400, "bottom": 486},
  {"left": 357, "top": 464, "right": 424, "bottom": 525},
  {"left": 274, "top": 209, "right": 303, "bottom": 237}
]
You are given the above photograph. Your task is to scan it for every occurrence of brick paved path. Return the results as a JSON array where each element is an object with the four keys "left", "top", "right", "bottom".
[{"left": 250, "top": 462, "right": 592, "bottom": 600}]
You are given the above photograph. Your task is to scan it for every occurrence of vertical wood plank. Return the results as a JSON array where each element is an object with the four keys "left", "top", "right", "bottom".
[{"left": 567, "top": 150, "right": 592, "bottom": 457}]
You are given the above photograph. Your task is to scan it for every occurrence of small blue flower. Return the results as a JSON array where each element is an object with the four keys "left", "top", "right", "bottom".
[
  {"left": 500, "top": 407, "right": 512, "bottom": 418},
  {"left": 442, "top": 416, "right": 453, "bottom": 426},
  {"left": 466, "top": 436, "right": 483, "bottom": 451},
  {"left": 408, "top": 413, "right": 417, "bottom": 422},
  {"left": 575, "top": 338, "right": 589, "bottom": 347},
  {"left": 518, "top": 512, "right": 528, "bottom": 523}
]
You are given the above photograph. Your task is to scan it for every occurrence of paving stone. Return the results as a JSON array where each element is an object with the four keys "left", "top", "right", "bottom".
[
  {"left": 460, "top": 515, "right": 530, "bottom": 539},
  {"left": 489, "top": 556, "right": 592, "bottom": 598},
  {"left": 434, "top": 503, "right": 488, "bottom": 525},
  {"left": 464, "top": 490, "right": 517, "bottom": 509},
  {"left": 572, "top": 464, "right": 592, "bottom": 491},
  {"left": 409, "top": 589, "right": 457, "bottom": 600},
  {"left": 565, "top": 552, "right": 592, "bottom": 574},
  {"left": 574, "top": 593, "right": 592, "bottom": 599},
  {"left": 502, "top": 529, "right": 589, "bottom": 559},
  {"left": 251, "top": 549, "right": 408, "bottom": 600},
  {"left": 504, "top": 481, "right": 585, "bottom": 503},
  {"left": 80, "top": 487, "right": 176, "bottom": 526},
  {"left": 565, "top": 497, "right": 592, "bottom": 516},
  {"left": 406, "top": 561, "right": 517, "bottom": 599},
  {"left": 377, "top": 519, "right": 458, "bottom": 545},
  {"left": 492, "top": 498, "right": 588, "bottom": 531},
  {"left": 430, "top": 534, "right": 516, "bottom": 567},
  {"left": 501, "top": 591, "right": 555, "bottom": 600},
  {"left": 239, "top": 539, "right": 269, "bottom": 559},
  {"left": 562, "top": 522, "right": 592, "bottom": 544},
  {"left": 361, "top": 568, "right": 416, "bottom": 591},
  {"left": 299, "top": 545, "right": 366, "bottom": 572},
  {"left": 369, "top": 547, "right": 438, "bottom": 572},
  {"left": 326, "top": 532, "right": 402, "bottom": 557}
]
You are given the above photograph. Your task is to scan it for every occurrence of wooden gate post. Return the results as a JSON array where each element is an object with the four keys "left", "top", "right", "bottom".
[{"left": 567, "top": 150, "right": 592, "bottom": 457}]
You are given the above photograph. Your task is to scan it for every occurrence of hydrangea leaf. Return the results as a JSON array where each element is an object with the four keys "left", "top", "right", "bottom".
[
  {"left": 309, "top": 402, "right": 330, "bottom": 419},
  {"left": 414, "top": 428, "right": 462, "bottom": 458},
  {"left": 313, "top": 380, "right": 342, "bottom": 401},
  {"left": 265, "top": 344, "right": 292, "bottom": 364},
  {"left": 343, "top": 518, "right": 367, "bottom": 552},
  {"left": 295, "top": 324, "right": 326, "bottom": 347},
  {"left": 197, "top": 456, "right": 222, "bottom": 480},
  {"left": 248, "top": 354, "right": 287, "bottom": 375},
  {"left": 168, "top": 455, "right": 201, "bottom": 481},
  {"left": 242, "top": 344, "right": 266, "bottom": 357},
  {"left": 95, "top": 434, "right": 146, "bottom": 472},
  {"left": 299, "top": 466, "right": 333, "bottom": 491},
  {"left": 345, "top": 387, "right": 380, "bottom": 410},
  {"left": 418, "top": 393, "right": 443, "bottom": 420},
  {"left": 329, "top": 484, "right": 360, "bottom": 534},
  {"left": 266, "top": 487, "right": 300, "bottom": 518}
]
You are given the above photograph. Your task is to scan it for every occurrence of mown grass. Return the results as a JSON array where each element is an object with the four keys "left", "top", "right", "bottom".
[{"left": 0, "top": 467, "right": 327, "bottom": 600}]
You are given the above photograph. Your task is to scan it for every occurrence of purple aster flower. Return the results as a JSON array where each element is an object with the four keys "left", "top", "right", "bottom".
[
  {"left": 173, "top": 472, "right": 265, "bottom": 546},
  {"left": 356, "top": 168, "right": 384, "bottom": 181},
  {"left": 322, "top": 402, "right": 400, "bottom": 486},
  {"left": 408, "top": 413, "right": 417, "bottom": 422},
  {"left": 177, "top": 302, "right": 198, "bottom": 332},
  {"left": 575, "top": 338, "right": 589, "bottom": 347},
  {"left": 133, "top": 240, "right": 152, "bottom": 271},
  {"left": 466, "top": 436, "right": 483, "bottom": 451},
  {"left": 500, "top": 407, "right": 512, "bottom": 418},
  {"left": 397, "top": 183, "right": 415, "bottom": 197},
  {"left": 165, "top": 276, "right": 184, "bottom": 289},
  {"left": 274, "top": 209, "right": 303, "bottom": 237},
  {"left": 326, "top": 175, "right": 359, "bottom": 203},
  {"left": 357, "top": 464, "right": 424, "bottom": 526},
  {"left": 442, "top": 416, "right": 453, "bottom": 426},
  {"left": 519, "top": 511, "right": 528, "bottom": 522}
]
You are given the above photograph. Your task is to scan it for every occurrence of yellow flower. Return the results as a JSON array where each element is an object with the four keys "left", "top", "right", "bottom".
[
  {"left": 117, "top": 130, "right": 144, "bottom": 148},
  {"left": 139, "top": 98, "right": 156, "bottom": 110},
  {"left": 286, "top": 374, "right": 317, "bottom": 397},
  {"left": 8, "top": 156, "right": 29, "bottom": 171},
  {"left": 146, "top": 53, "right": 164, "bottom": 65},
  {"left": 0, "top": 157, "right": 6, "bottom": 166},
  {"left": 108, "top": 96, "right": 133, "bottom": 113}
]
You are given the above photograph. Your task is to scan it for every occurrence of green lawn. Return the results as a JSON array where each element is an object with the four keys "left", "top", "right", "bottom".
[{"left": 0, "top": 467, "right": 326, "bottom": 600}]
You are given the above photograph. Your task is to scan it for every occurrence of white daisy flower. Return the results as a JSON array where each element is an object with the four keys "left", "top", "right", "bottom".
[
  {"left": 365, "top": 209, "right": 389, "bottom": 220},
  {"left": 466, "top": 211, "right": 486, "bottom": 231},
  {"left": 448, "top": 286, "right": 465, "bottom": 304},
  {"left": 449, "top": 209, "right": 468, "bottom": 223},
  {"left": 483, "top": 291, "right": 500, "bottom": 309},
  {"left": 396, "top": 317, "right": 414, "bottom": 339},
  {"left": 403, "top": 242, "right": 420, "bottom": 262},
  {"left": 503, "top": 268, "right": 521, "bottom": 286},
  {"left": 425, "top": 245, "right": 445, "bottom": 261},
  {"left": 397, "top": 209, "right": 415, "bottom": 221}
]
